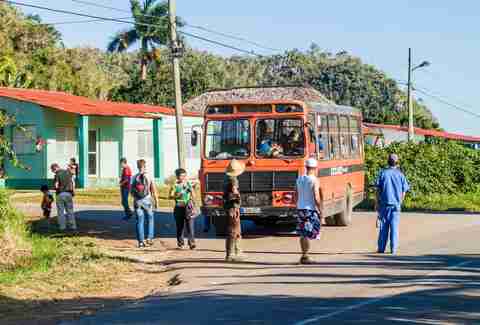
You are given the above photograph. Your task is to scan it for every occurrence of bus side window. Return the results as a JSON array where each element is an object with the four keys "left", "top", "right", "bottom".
[
  {"left": 317, "top": 114, "right": 329, "bottom": 160},
  {"left": 307, "top": 113, "right": 317, "bottom": 154},
  {"left": 350, "top": 117, "right": 360, "bottom": 158},
  {"left": 328, "top": 115, "right": 340, "bottom": 159},
  {"left": 339, "top": 116, "right": 350, "bottom": 158}
]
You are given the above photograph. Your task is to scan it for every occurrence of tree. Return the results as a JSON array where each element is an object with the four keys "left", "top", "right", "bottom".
[{"left": 107, "top": 0, "right": 178, "bottom": 80}]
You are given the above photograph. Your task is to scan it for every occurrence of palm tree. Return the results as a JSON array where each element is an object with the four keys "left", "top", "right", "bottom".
[{"left": 107, "top": 0, "right": 180, "bottom": 80}]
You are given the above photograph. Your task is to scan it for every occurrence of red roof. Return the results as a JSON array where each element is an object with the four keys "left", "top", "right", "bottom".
[
  {"left": 364, "top": 122, "right": 480, "bottom": 143},
  {"left": 0, "top": 87, "right": 201, "bottom": 118}
]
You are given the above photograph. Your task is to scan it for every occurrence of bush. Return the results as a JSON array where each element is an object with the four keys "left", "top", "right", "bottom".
[
  {"left": 365, "top": 141, "right": 480, "bottom": 198},
  {"left": 0, "top": 190, "right": 31, "bottom": 268}
]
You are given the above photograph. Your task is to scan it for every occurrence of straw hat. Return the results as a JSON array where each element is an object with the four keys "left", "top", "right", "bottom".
[{"left": 226, "top": 159, "right": 245, "bottom": 177}]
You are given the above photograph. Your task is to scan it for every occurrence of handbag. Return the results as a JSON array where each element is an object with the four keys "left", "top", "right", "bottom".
[{"left": 185, "top": 199, "right": 200, "bottom": 220}]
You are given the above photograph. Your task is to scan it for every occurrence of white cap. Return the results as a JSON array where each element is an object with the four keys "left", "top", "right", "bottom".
[{"left": 305, "top": 158, "right": 318, "bottom": 168}]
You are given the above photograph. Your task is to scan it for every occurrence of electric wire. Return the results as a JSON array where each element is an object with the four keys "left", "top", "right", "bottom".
[
  {"left": 4, "top": 0, "right": 263, "bottom": 56},
  {"left": 69, "top": 0, "right": 280, "bottom": 52}
]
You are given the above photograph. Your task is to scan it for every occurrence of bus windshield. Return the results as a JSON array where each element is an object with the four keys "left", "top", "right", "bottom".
[
  {"left": 256, "top": 118, "right": 305, "bottom": 158},
  {"left": 205, "top": 119, "right": 250, "bottom": 160}
]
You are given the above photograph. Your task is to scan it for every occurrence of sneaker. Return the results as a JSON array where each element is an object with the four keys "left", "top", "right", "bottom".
[
  {"left": 138, "top": 242, "right": 146, "bottom": 248},
  {"left": 146, "top": 239, "right": 154, "bottom": 246},
  {"left": 300, "top": 256, "right": 315, "bottom": 264},
  {"left": 177, "top": 245, "right": 185, "bottom": 250},
  {"left": 189, "top": 244, "right": 196, "bottom": 250}
]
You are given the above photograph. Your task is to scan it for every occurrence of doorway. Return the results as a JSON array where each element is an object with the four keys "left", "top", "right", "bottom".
[{"left": 88, "top": 130, "right": 98, "bottom": 176}]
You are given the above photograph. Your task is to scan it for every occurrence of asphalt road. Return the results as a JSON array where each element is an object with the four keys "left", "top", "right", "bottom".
[{"left": 59, "top": 208, "right": 480, "bottom": 325}]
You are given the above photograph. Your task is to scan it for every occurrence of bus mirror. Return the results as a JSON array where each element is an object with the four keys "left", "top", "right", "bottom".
[{"left": 191, "top": 130, "right": 199, "bottom": 147}]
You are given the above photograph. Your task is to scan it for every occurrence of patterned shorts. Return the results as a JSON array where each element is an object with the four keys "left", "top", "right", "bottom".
[{"left": 296, "top": 209, "right": 321, "bottom": 240}]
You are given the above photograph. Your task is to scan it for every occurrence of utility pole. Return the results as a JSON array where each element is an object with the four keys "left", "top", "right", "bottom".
[
  {"left": 407, "top": 48, "right": 414, "bottom": 142},
  {"left": 169, "top": 0, "right": 186, "bottom": 168}
]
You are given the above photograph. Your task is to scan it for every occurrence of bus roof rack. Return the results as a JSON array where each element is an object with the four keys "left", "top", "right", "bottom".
[{"left": 184, "top": 86, "right": 334, "bottom": 113}]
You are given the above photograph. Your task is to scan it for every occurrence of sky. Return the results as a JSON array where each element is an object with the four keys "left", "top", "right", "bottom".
[{"left": 17, "top": 0, "right": 480, "bottom": 136}]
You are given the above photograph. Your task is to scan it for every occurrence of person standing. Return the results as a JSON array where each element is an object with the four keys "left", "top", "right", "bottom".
[
  {"left": 223, "top": 159, "right": 246, "bottom": 262},
  {"left": 119, "top": 158, "right": 133, "bottom": 220},
  {"left": 68, "top": 158, "right": 79, "bottom": 184},
  {"left": 169, "top": 168, "right": 196, "bottom": 250},
  {"left": 296, "top": 158, "right": 322, "bottom": 264},
  {"left": 51, "top": 163, "right": 77, "bottom": 232},
  {"left": 375, "top": 153, "right": 410, "bottom": 254},
  {"left": 131, "top": 159, "right": 158, "bottom": 248}
]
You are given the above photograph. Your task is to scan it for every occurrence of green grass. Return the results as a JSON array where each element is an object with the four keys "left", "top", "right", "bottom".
[
  {"left": 11, "top": 186, "right": 200, "bottom": 207},
  {"left": 358, "top": 191, "right": 480, "bottom": 213}
]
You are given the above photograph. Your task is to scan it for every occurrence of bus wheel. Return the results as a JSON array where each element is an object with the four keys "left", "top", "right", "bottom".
[
  {"left": 213, "top": 215, "right": 227, "bottom": 237},
  {"left": 335, "top": 187, "right": 353, "bottom": 226}
]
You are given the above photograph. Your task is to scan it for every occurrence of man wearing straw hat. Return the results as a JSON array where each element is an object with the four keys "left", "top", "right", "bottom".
[{"left": 223, "top": 159, "right": 246, "bottom": 262}]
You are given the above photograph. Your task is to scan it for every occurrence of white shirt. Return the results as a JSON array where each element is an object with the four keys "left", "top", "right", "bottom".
[{"left": 296, "top": 174, "right": 318, "bottom": 211}]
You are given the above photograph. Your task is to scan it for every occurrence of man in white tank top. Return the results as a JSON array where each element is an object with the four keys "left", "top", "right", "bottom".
[{"left": 296, "top": 158, "right": 322, "bottom": 264}]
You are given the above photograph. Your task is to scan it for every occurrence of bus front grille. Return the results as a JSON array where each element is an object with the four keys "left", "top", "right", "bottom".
[{"left": 206, "top": 171, "right": 298, "bottom": 193}]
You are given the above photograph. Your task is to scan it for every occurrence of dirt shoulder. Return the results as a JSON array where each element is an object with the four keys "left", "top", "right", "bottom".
[{"left": 1, "top": 203, "right": 180, "bottom": 325}]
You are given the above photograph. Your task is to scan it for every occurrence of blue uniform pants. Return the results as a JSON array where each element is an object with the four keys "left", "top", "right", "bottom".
[
  {"left": 135, "top": 197, "right": 155, "bottom": 243},
  {"left": 377, "top": 205, "right": 400, "bottom": 254}
]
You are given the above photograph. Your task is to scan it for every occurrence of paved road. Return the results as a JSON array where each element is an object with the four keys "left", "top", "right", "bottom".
[{"left": 59, "top": 208, "right": 480, "bottom": 325}]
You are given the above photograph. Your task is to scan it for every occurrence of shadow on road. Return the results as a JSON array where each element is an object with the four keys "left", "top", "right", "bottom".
[{"left": 4, "top": 254, "right": 477, "bottom": 324}]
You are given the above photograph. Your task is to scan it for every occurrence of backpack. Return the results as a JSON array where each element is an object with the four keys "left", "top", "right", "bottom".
[{"left": 131, "top": 173, "right": 150, "bottom": 199}]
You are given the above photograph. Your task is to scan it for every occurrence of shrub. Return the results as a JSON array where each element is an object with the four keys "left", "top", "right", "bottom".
[
  {"left": 365, "top": 141, "right": 480, "bottom": 197},
  {"left": 0, "top": 190, "right": 31, "bottom": 268}
]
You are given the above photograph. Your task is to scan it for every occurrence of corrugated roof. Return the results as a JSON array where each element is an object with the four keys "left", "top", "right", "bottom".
[
  {"left": 364, "top": 122, "right": 480, "bottom": 143},
  {"left": 0, "top": 87, "right": 200, "bottom": 118}
]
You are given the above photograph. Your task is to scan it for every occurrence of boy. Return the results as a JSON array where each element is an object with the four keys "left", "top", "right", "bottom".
[
  {"left": 169, "top": 168, "right": 196, "bottom": 250},
  {"left": 40, "top": 185, "right": 54, "bottom": 219},
  {"left": 119, "top": 158, "right": 133, "bottom": 220},
  {"left": 131, "top": 159, "right": 158, "bottom": 248}
]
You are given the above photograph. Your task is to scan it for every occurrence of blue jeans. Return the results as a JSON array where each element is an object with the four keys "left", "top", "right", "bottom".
[
  {"left": 121, "top": 187, "right": 132, "bottom": 216},
  {"left": 135, "top": 197, "right": 155, "bottom": 243},
  {"left": 377, "top": 205, "right": 400, "bottom": 254}
]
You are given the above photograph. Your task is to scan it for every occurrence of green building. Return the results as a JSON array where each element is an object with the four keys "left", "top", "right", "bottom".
[{"left": 0, "top": 88, "right": 202, "bottom": 189}]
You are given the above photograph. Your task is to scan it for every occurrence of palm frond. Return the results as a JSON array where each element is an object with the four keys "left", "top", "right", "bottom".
[{"left": 107, "top": 29, "right": 139, "bottom": 52}]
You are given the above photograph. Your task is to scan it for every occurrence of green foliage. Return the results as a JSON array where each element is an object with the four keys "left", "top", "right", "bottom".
[
  {"left": 107, "top": 0, "right": 179, "bottom": 80},
  {"left": 0, "top": 111, "right": 25, "bottom": 169},
  {"left": 365, "top": 142, "right": 480, "bottom": 197},
  {"left": 110, "top": 46, "right": 439, "bottom": 129}
]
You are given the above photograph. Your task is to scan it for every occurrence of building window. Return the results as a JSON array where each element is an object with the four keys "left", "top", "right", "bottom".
[
  {"left": 56, "top": 127, "right": 78, "bottom": 161},
  {"left": 13, "top": 125, "right": 36, "bottom": 155},
  {"left": 138, "top": 130, "right": 153, "bottom": 158}
]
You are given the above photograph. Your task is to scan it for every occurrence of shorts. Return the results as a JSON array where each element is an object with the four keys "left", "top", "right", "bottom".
[{"left": 296, "top": 209, "right": 321, "bottom": 240}]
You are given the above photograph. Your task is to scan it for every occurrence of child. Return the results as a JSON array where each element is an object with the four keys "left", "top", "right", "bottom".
[
  {"left": 40, "top": 185, "right": 54, "bottom": 219},
  {"left": 119, "top": 158, "right": 133, "bottom": 220},
  {"left": 68, "top": 158, "right": 79, "bottom": 183},
  {"left": 169, "top": 168, "right": 196, "bottom": 250}
]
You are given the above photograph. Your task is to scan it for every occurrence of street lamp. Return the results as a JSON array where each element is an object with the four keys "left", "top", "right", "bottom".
[{"left": 407, "top": 48, "right": 430, "bottom": 142}]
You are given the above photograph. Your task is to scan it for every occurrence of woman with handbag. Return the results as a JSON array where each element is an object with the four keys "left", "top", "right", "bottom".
[{"left": 169, "top": 168, "right": 197, "bottom": 250}]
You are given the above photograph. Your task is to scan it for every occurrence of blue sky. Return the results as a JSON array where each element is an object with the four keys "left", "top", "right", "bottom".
[{"left": 19, "top": 0, "right": 480, "bottom": 136}]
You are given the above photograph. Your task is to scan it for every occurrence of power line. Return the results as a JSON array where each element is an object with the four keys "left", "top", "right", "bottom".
[
  {"left": 414, "top": 88, "right": 480, "bottom": 119},
  {"left": 69, "top": 0, "right": 280, "bottom": 52},
  {"left": 393, "top": 79, "right": 480, "bottom": 119},
  {"left": 42, "top": 17, "right": 131, "bottom": 25},
  {"left": 4, "top": 0, "right": 263, "bottom": 56}
]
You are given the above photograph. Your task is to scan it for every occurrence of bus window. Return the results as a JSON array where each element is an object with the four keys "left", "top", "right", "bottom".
[
  {"left": 205, "top": 120, "right": 250, "bottom": 160},
  {"left": 350, "top": 117, "right": 360, "bottom": 158},
  {"left": 339, "top": 116, "right": 350, "bottom": 158},
  {"left": 328, "top": 115, "right": 340, "bottom": 159},
  {"left": 308, "top": 113, "right": 317, "bottom": 154},
  {"left": 317, "top": 114, "right": 329, "bottom": 160},
  {"left": 256, "top": 118, "right": 305, "bottom": 158}
]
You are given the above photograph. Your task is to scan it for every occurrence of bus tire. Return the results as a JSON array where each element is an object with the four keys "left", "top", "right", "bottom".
[
  {"left": 335, "top": 187, "right": 353, "bottom": 226},
  {"left": 214, "top": 215, "right": 227, "bottom": 237}
]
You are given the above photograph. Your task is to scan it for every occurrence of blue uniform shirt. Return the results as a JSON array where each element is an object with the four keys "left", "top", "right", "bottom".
[{"left": 375, "top": 167, "right": 410, "bottom": 208}]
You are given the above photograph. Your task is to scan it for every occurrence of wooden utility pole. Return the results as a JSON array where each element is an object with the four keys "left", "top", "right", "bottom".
[
  {"left": 407, "top": 48, "right": 414, "bottom": 142},
  {"left": 169, "top": 0, "right": 186, "bottom": 168}
]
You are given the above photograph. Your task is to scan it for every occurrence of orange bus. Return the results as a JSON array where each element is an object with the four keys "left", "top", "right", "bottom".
[{"left": 192, "top": 99, "right": 365, "bottom": 235}]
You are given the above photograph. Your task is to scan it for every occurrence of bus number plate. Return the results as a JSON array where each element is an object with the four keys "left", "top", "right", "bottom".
[{"left": 241, "top": 207, "right": 261, "bottom": 214}]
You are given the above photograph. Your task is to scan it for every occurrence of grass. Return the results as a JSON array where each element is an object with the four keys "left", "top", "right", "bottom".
[
  {"left": 11, "top": 186, "right": 201, "bottom": 208},
  {"left": 358, "top": 191, "right": 480, "bottom": 213},
  {"left": 0, "top": 190, "right": 135, "bottom": 321}
]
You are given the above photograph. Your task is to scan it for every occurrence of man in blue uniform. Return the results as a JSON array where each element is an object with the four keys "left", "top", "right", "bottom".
[{"left": 375, "top": 153, "right": 410, "bottom": 254}]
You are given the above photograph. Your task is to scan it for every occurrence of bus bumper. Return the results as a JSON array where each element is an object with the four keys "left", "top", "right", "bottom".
[{"left": 202, "top": 206, "right": 297, "bottom": 221}]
